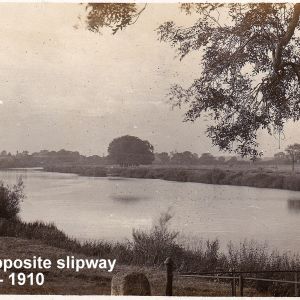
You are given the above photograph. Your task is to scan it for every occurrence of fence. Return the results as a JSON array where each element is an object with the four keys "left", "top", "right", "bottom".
[{"left": 164, "top": 257, "right": 300, "bottom": 296}]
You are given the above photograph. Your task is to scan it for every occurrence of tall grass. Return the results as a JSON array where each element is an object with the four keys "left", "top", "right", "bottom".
[{"left": 131, "top": 211, "right": 182, "bottom": 266}]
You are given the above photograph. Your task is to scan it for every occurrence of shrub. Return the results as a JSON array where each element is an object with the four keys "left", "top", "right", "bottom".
[
  {"left": 0, "top": 178, "right": 24, "bottom": 220},
  {"left": 131, "top": 211, "right": 183, "bottom": 266},
  {"left": 210, "top": 168, "right": 227, "bottom": 184}
]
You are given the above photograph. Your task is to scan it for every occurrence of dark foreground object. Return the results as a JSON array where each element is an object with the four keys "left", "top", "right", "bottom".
[{"left": 111, "top": 272, "right": 151, "bottom": 295}]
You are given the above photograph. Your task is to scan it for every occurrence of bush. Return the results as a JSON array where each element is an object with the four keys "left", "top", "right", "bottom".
[
  {"left": 0, "top": 178, "right": 24, "bottom": 220},
  {"left": 210, "top": 168, "right": 227, "bottom": 184},
  {"left": 131, "top": 211, "right": 183, "bottom": 266}
]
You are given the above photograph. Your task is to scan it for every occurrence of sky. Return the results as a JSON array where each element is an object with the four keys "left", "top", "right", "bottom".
[{"left": 0, "top": 3, "right": 299, "bottom": 157}]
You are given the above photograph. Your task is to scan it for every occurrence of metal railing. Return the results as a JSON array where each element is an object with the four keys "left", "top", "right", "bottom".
[{"left": 164, "top": 257, "right": 299, "bottom": 296}]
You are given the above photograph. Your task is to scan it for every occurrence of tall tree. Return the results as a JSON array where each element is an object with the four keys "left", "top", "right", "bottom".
[
  {"left": 274, "top": 151, "right": 286, "bottom": 161},
  {"left": 84, "top": 4, "right": 300, "bottom": 157},
  {"left": 108, "top": 135, "right": 154, "bottom": 166},
  {"left": 285, "top": 143, "right": 300, "bottom": 172}
]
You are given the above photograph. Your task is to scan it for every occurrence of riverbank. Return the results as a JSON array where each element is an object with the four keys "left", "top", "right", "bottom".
[
  {"left": 0, "top": 235, "right": 267, "bottom": 295},
  {"left": 0, "top": 238, "right": 262, "bottom": 296},
  {"left": 0, "top": 217, "right": 298, "bottom": 296},
  {"left": 44, "top": 165, "right": 300, "bottom": 191}
]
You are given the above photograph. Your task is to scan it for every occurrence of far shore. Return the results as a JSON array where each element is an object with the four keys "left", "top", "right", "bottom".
[{"left": 40, "top": 164, "right": 300, "bottom": 192}]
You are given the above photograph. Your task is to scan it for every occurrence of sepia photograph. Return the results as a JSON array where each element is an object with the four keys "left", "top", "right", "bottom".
[{"left": 0, "top": 2, "right": 300, "bottom": 297}]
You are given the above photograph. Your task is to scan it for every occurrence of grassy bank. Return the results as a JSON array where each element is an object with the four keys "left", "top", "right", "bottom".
[
  {"left": 0, "top": 237, "right": 262, "bottom": 296},
  {"left": 44, "top": 165, "right": 300, "bottom": 191},
  {"left": 0, "top": 215, "right": 299, "bottom": 296},
  {"left": 44, "top": 165, "right": 107, "bottom": 177}
]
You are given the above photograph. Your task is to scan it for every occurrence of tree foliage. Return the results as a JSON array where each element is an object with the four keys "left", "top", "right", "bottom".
[
  {"left": 85, "top": 3, "right": 146, "bottom": 34},
  {"left": 274, "top": 151, "right": 286, "bottom": 161},
  {"left": 170, "top": 151, "right": 198, "bottom": 165},
  {"left": 155, "top": 152, "right": 170, "bottom": 164},
  {"left": 0, "top": 179, "right": 24, "bottom": 220},
  {"left": 108, "top": 135, "right": 155, "bottom": 166},
  {"left": 199, "top": 152, "right": 216, "bottom": 164},
  {"left": 132, "top": 211, "right": 180, "bottom": 266},
  {"left": 157, "top": 3, "right": 300, "bottom": 157},
  {"left": 285, "top": 143, "right": 300, "bottom": 171},
  {"left": 85, "top": 4, "right": 300, "bottom": 157}
]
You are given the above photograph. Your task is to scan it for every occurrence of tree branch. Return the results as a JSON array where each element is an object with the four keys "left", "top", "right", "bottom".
[
  {"left": 281, "top": 61, "right": 300, "bottom": 81},
  {"left": 273, "top": 3, "right": 300, "bottom": 70},
  {"left": 130, "top": 4, "right": 147, "bottom": 26}
]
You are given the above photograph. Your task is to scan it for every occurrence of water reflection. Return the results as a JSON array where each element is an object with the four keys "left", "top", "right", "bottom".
[
  {"left": 110, "top": 194, "right": 144, "bottom": 202},
  {"left": 107, "top": 177, "right": 129, "bottom": 181},
  {"left": 287, "top": 199, "right": 300, "bottom": 213}
]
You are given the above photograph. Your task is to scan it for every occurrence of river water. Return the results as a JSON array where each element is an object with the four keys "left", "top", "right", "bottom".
[{"left": 1, "top": 168, "right": 300, "bottom": 253}]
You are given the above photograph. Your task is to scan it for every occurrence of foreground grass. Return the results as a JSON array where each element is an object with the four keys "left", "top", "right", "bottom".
[
  {"left": 0, "top": 237, "right": 263, "bottom": 296},
  {"left": 0, "top": 237, "right": 112, "bottom": 295},
  {"left": 44, "top": 165, "right": 300, "bottom": 191},
  {"left": 0, "top": 217, "right": 299, "bottom": 296}
]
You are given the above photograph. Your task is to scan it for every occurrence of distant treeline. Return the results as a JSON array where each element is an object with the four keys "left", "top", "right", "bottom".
[
  {"left": 0, "top": 149, "right": 240, "bottom": 168},
  {"left": 153, "top": 151, "right": 255, "bottom": 165},
  {"left": 0, "top": 148, "right": 298, "bottom": 169},
  {"left": 0, "top": 149, "right": 110, "bottom": 168},
  {"left": 155, "top": 149, "right": 300, "bottom": 167},
  {"left": 0, "top": 149, "right": 253, "bottom": 169}
]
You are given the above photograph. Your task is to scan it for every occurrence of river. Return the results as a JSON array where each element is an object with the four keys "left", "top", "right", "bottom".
[{"left": 1, "top": 168, "right": 300, "bottom": 253}]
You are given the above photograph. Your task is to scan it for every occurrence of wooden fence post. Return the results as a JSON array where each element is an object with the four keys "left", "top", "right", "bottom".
[
  {"left": 295, "top": 272, "right": 299, "bottom": 297},
  {"left": 239, "top": 274, "right": 244, "bottom": 297},
  {"left": 231, "top": 269, "right": 236, "bottom": 296},
  {"left": 164, "top": 257, "right": 173, "bottom": 296}
]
